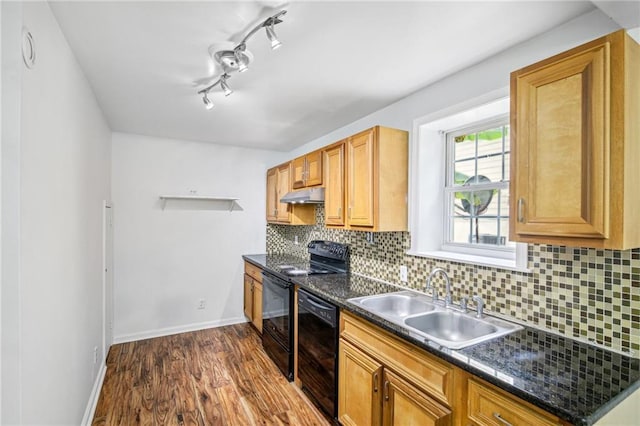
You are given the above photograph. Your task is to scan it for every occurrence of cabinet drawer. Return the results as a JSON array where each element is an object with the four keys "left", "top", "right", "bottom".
[
  {"left": 244, "top": 262, "right": 263, "bottom": 283},
  {"left": 468, "top": 378, "right": 561, "bottom": 426},
  {"left": 340, "top": 311, "right": 453, "bottom": 406}
]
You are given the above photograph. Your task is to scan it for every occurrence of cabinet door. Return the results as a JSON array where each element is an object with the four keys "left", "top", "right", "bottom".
[
  {"left": 511, "top": 40, "right": 609, "bottom": 240},
  {"left": 324, "top": 142, "right": 345, "bottom": 226},
  {"left": 266, "top": 168, "right": 278, "bottom": 222},
  {"left": 347, "top": 129, "right": 375, "bottom": 227},
  {"left": 243, "top": 274, "right": 253, "bottom": 321},
  {"left": 276, "top": 164, "right": 291, "bottom": 223},
  {"left": 338, "top": 339, "right": 383, "bottom": 426},
  {"left": 252, "top": 282, "right": 262, "bottom": 333},
  {"left": 382, "top": 370, "right": 451, "bottom": 426},
  {"left": 305, "top": 150, "right": 323, "bottom": 187},
  {"left": 291, "top": 156, "right": 306, "bottom": 189}
]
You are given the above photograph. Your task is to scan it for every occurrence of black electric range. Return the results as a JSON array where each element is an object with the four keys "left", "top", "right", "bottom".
[{"left": 261, "top": 241, "right": 349, "bottom": 398}]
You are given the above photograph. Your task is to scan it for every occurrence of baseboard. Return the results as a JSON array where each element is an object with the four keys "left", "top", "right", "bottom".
[
  {"left": 81, "top": 361, "right": 107, "bottom": 426},
  {"left": 113, "top": 316, "right": 248, "bottom": 344}
]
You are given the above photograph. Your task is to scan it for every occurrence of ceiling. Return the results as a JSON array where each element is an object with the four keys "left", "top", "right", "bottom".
[{"left": 49, "top": 1, "right": 598, "bottom": 151}]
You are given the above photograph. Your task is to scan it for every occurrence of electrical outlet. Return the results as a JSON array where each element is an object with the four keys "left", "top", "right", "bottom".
[
  {"left": 93, "top": 346, "right": 98, "bottom": 364},
  {"left": 400, "top": 265, "right": 408, "bottom": 283},
  {"left": 294, "top": 235, "right": 299, "bottom": 245},
  {"left": 198, "top": 299, "right": 206, "bottom": 310},
  {"left": 365, "top": 232, "right": 376, "bottom": 244}
]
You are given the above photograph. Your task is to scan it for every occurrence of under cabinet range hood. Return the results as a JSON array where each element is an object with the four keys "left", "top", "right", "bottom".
[{"left": 280, "top": 187, "right": 325, "bottom": 204}]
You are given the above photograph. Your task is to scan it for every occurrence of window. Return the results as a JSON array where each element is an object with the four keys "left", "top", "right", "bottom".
[
  {"left": 443, "top": 118, "right": 514, "bottom": 259},
  {"left": 409, "top": 93, "right": 528, "bottom": 271}
]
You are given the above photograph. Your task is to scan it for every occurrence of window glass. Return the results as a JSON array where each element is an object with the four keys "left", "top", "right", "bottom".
[{"left": 445, "top": 122, "right": 512, "bottom": 249}]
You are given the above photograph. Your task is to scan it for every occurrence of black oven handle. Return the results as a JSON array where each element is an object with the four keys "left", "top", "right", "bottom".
[{"left": 305, "top": 296, "right": 334, "bottom": 311}]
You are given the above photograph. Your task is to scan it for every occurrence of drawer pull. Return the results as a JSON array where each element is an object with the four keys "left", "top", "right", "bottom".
[
  {"left": 373, "top": 372, "right": 378, "bottom": 392},
  {"left": 493, "top": 412, "right": 513, "bottom": 426}
]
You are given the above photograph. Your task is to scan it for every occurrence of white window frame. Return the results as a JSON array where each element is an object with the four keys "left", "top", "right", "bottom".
[{"left": 408, "top": 89, "right": 529, "bottom": 272}]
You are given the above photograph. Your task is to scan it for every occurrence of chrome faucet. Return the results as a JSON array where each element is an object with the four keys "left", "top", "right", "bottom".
[
  {"left": 472, "top": 295, "right": 484, "bottom": 318},
  {"left": 425, "top": 268, "right": 452, "bottom": 307}
]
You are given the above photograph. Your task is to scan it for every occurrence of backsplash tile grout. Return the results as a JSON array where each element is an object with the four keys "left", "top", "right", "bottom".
[{"left": 266, "top": 205, "right": 640, "bottom": 357}]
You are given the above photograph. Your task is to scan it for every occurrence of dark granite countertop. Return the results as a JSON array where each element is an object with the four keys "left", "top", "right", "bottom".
[{"left": 243, "top": 254, "right": 640, "bottom": 425}]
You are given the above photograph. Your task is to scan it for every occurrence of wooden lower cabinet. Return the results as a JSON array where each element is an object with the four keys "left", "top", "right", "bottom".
[
  {"left": 243, "top": 274, "right": 253, "bottom": 319},
  {"left": 467, "top": 378, "right": 562, "bottom": 426},
  {"left": 338, "top": 309, "right": 456, "bottom": 426},
  {"left": 337, "top": 311, "right": 567, "bottom": 426},
  {"left": 338, "top": 339, "right": 383, "bottom": 426},
  {"left": 243, "top": 262, "right": 263, "bottom": 333},
  {"left": 383, "top": 370, "right": 451, "bottom": 426},
  {"left": 338, "top": 338, "right": 452, "bottom": 426}
]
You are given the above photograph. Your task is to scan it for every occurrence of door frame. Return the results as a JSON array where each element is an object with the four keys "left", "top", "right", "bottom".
[{"left": 102, "top": 200, "right": 113, "bottom": 362}]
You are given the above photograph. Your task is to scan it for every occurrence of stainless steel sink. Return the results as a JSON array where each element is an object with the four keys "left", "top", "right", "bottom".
[
  {"left": 347, "top": 291, "right": 522, "bottom": 349},
  {"left": 404, "top": 311, "right": 497, "bottom": 342},
  {"left": 359, "top": 293, "right": 436, "bottom": 317}
]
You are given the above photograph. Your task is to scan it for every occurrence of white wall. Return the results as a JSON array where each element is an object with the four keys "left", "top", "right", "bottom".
[
  {"left": 111, "top": 132, "right": 276, "bottom": 341},
  {"left": 281, "top": 9, "right": 620, "bottom": 161},
  {"left": 2, "top": 2, "right": 112, "bottom": 424}
]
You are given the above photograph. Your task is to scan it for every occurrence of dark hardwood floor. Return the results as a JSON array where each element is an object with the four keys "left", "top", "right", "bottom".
[{"left": 92, "top": 323, "right": 331, "bottom": 425}]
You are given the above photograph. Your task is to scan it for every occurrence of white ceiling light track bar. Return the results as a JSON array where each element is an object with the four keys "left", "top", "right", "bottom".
[{"left": 197, "top": 10, "right": 287, "bottom": 110}]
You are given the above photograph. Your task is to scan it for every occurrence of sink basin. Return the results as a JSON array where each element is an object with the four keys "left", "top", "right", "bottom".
[
  {"left": 347, "top": 290, "right": 522, "bottom": 349},
  {"left": 359, "top": 293, "right": 435, "bottom": 317},
  {"left": 404, "top": 311, "right": 497, "bottom": 342},
  {"left": 402, "top": 310, "right": 522, "bottom": 349}
]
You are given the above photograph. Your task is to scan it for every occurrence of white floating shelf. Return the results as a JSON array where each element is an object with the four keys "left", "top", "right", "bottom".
[{"left": 159, "top": 195, "right": 240, "bottom": 211}]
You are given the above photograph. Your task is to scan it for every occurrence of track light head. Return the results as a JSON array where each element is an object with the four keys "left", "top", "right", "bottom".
[
  {"left": 220, "top": 74, "right": 233, "bottom": 97},
  {"left": 202, "top": 92, "right": 214, "bottom": 110},
  {"left": 265, "top": 24, "right": 282, "bottom": 50},
  {"left": 234, "top": 43, "right": 249, "bottom": 73}
]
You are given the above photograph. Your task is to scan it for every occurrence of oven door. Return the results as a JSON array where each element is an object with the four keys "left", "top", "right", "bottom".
[
  {"left": 297, "top": 289, "right": 338, "bottom": 419},
  {"left": 262, "top": 272, "right": 292, "bottom": 348},
  {"left": 261, "top": 271, "right": 294, "bottom": 381}
]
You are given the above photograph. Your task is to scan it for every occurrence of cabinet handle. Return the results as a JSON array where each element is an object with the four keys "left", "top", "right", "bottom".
[
  {"left": 373, "top": 372, "right": 378, "bottom": 392},
  {"left": 384, "top": 380, "right": 389, "bottom": 401},
  {"left": 348, "top": 206, "right": 352, "bottom": 219},
  {"left": 338, "top": 207, "right": 342, "bottom": 217},
  {"left": 517, "top": 198, "right": 525, "bottom": 223},
  {"left": 493, "top": 413, "right": 513, "bottom": 426}
]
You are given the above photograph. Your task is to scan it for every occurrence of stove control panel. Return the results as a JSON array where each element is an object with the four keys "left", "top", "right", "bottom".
[{"left": 308, "top": 240, "right": 349, "bottom": 262}]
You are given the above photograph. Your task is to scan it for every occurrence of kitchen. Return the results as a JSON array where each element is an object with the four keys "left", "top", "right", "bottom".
[{"left": 1, "top": 1, "right": 639, "bottom": 425}]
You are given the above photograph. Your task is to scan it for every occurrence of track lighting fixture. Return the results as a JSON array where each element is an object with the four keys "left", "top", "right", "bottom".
[{"left": 197, "top": 10, "right": 287, "bottom": 109}]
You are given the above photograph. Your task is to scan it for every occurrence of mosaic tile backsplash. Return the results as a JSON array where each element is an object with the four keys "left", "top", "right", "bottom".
[{"left": 266, "top": 206, "right": 640, "bottom": 356}]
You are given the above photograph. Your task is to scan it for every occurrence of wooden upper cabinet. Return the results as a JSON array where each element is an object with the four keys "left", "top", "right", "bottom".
[
  {"left": 510, "top": 30, "right": 640, "bottom": 249},
  {"left": 340, "top": 126, "right": 408, "bottom": 232},
  {"left": 324, "top": 141, "right": 346, "bottom": 226},
  {"left": 275, "top": 164, "right": 291, "bottom": 223},
  {"left": 292, "top": 150, "right": 322, "bottom": 189},
  {"left": 266, "top": 168, "right": 278, "bottom": 222},
  {"left": 266, "top": 162, "right": 316, "bottom": 225},
  {"left": 348, "top": 130, "right": 375, "bottom": 227}
]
